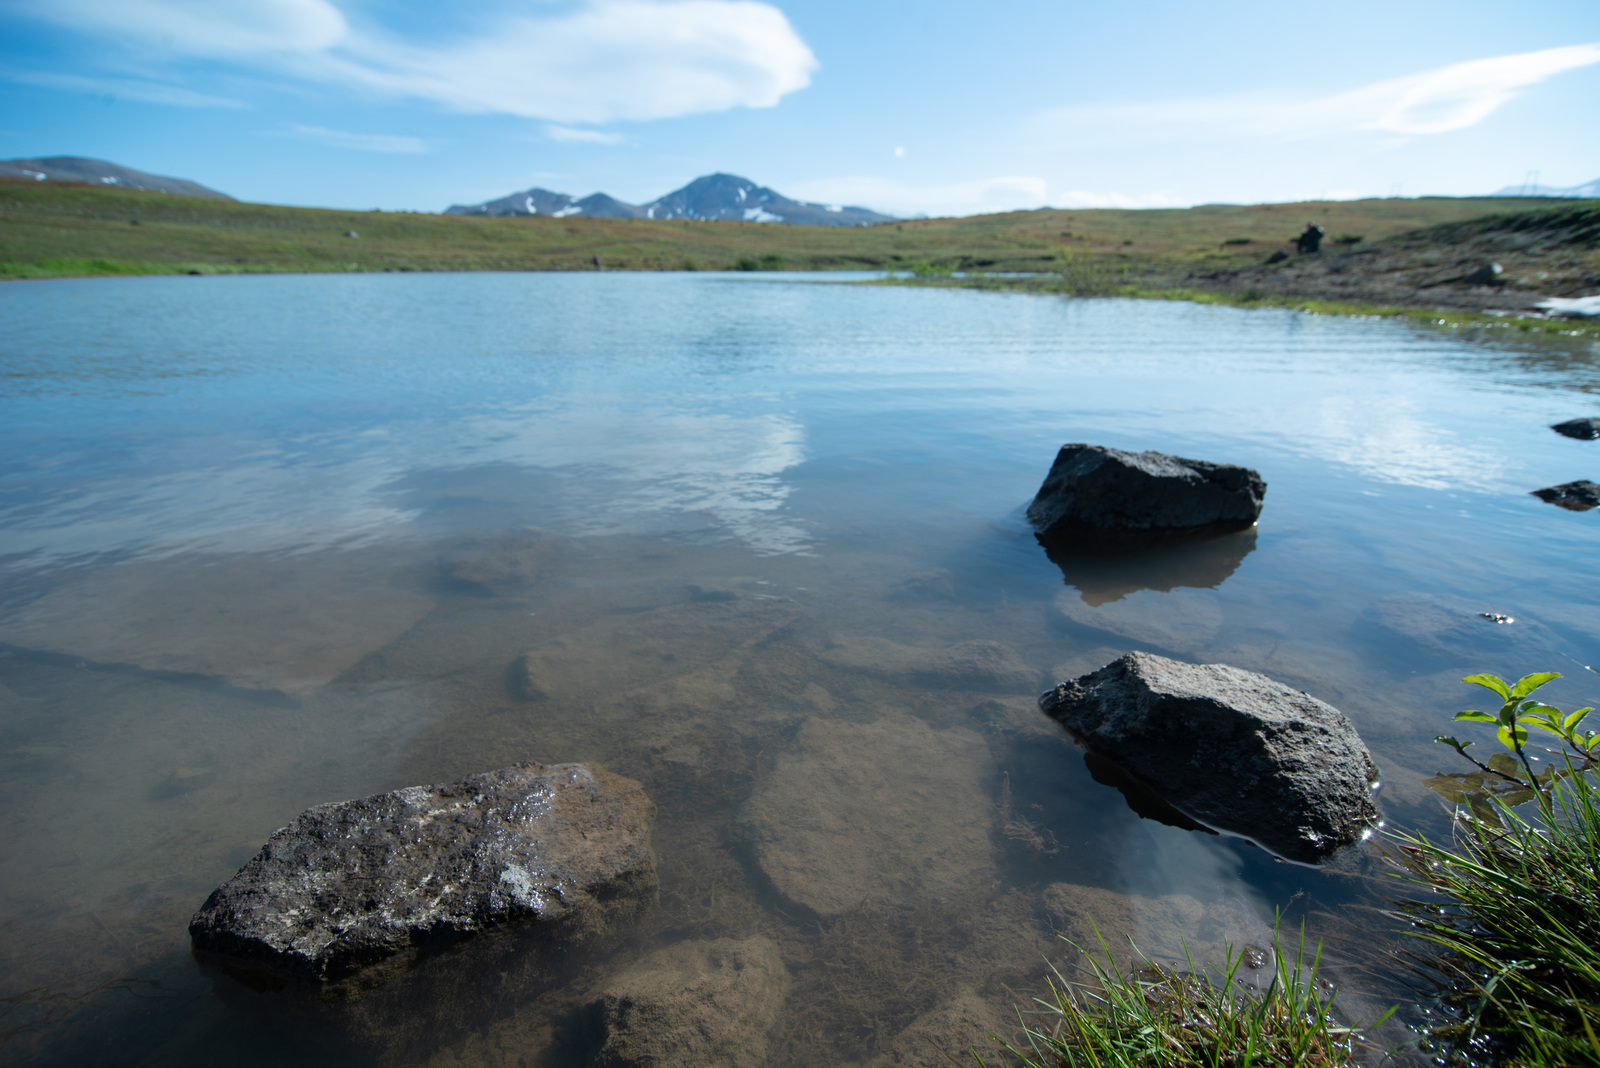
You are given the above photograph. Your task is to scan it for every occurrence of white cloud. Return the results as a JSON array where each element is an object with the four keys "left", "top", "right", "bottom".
[
  {"left": 1365, "top": 43, "right": 1600, "bottom": 134},
  {"left": 322, "top": 1, "right": 817, "bottom": 123},
  {"left": 7, "top": 0, "right": 348, "bottom": 54},
  {"left": 280, "top": 123, "right": 428, "bottom": 153},
  {"left": 546, "top": 124, "right": 624, "bottom": 144},
  {"left": 0, "top": 67, "right": 248, "bottom": 108},
  {"left": 1036, "top": 42, "right": 1600, "bottom": 145},
  {"left": 7, "top": 0, "right": 817, "bottom": 124}
]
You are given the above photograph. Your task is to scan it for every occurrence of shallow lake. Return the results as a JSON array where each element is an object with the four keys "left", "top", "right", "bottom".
[{"left": 2, "top": 271, "right": 1598, "bottom": 1066}]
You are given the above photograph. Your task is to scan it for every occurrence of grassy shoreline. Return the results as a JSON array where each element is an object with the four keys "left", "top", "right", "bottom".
[
  {"left": 7, "top": 179, "right": 1594, "bottom": 336},
  {"left": 882, "top": 274, "right": 1600, "bottom": 338}
]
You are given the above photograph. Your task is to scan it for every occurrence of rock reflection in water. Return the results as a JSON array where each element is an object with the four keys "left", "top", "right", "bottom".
[{"left": 1041, "top": 528, "right": 1257, "bottom": 606}]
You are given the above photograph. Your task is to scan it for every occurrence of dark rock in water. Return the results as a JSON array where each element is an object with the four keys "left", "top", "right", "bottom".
[
  {"left": 1027, "top": 444, "right": 1265, "bottom": 546},
  {"left": 1039, "top": 652, "right": 1379, "bottom": 863},
  {"left": 1552, "top": 418, "right": 1600, "bottom": 441},
  {"left": 1532, "top": 480, "right": 1600, "bottom": 511},
  {"left": 189, "top": 762, "right": 657, "bottom": 983},
  {"left": 584, "top": 936, "right": 788, "bottom": 1068}
]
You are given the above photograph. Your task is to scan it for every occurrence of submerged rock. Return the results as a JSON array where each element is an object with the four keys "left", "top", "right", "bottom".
[
  {"left": 819, "top": 636, "right": 1034, "bottom": 692},
  {"left": 739, "top": 714, "right": 995, "bottom": 917},
  {"left": 1039, "top": 652, "right": 1379, "bottom": 863},
  {"left": 1532, "top": 480, "right": 1600, "bottom": 511},
  {"left": 1026, "top": 444, "right": 1265, "bottom": 545},
  {"left": 189, "top": 762, "right": 657, "bottom": 983},
  {"left": 867, "top": 988, "right": 1011, "bottom": 1068},
  {"left": 585, "top": 936, "right": 788, "bottom": 1068},
  {"left": 1551, "top": 417, "right": 1600, "bottom": 441}
]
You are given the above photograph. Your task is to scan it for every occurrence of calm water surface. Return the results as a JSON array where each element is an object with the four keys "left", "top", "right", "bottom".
[{"left": 2, "top": 272, "right": 1599, "bottom": 1065}]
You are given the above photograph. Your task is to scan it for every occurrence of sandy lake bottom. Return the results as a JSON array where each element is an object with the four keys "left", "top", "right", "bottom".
[{"left": 3, "top": 271, "right": 1599, "bottom": 1065}]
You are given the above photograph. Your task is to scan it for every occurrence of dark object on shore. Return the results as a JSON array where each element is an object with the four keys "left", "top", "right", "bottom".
[
  {"left": 1552, "top": 417, "right": 1600, "bottom": 440},
  {"left": 1026, "top": 444, "right": 1265, "bottom": 547},
  {"left": 1039, "top": 651, "right": 1380, "bottom": 863},
  {"left": 1265, "top": 249, "right": 1288, "bottom": 264},
  {"left": 187, "top": 269, "right": 202, "bottom": 275},
  {"left": 1463, "top": 262, "right": 1503, "bottom": 285},
  {"left": 1532, "top": 480, "right": 1600, "bottom": 511},
  {"left": 593, "top": 255, "right": 602, "bottom": 270},
  {"left": 1295, "top": 222, "right": 1324, "bottom": 254},
  {"left": 189, "top": 762, "right": 657, "bottom": 983},
  {"left": 344, "top": 230, "right": 358, "bottom": 238}
]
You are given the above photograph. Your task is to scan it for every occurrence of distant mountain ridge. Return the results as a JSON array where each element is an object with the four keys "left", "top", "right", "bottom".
[
  {"left": 0, "top": 156, "right": 232, "bottom": 199},
  {"left": 446, "top": 172, "right": 894, "bottom": 227},
  {"left": 1490, "top": 177, "right": 1600, "bottom": 199}
]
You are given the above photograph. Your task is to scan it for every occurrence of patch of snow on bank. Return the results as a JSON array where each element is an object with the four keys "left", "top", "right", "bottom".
[{"left": 1538, "top": 295, "right": 1600, "bottom": 318}]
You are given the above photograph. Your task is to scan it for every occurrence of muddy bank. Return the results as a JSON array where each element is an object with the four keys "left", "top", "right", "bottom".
[{"left": 1187, "top": 201, "right": 1600, "bottom": 314}]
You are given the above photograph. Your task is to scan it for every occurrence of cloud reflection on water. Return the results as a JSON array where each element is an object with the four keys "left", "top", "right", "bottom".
[{"left": 0, "top": 402, "right": 810, "bottom": 565}]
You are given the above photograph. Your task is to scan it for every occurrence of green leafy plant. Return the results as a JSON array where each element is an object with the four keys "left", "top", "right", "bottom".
[
  {"left": 977, "top": 924, "right": 1390, "bottom": 1068},
  {"left": 1434, "top": 672, "right": 1598, "bottom": 813}
]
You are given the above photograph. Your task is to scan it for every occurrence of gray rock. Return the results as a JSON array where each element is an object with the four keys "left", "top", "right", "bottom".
[
  {"left": 1026, "top": 445, "right": 1265, "bottom": 545},
  {"left": 1551, "top": 418, "right": 1600, "bottom": 441},
  {"left": 1039, "top": 652, "right": 1379, "bottom": 863},
  {"left": 1532, "top": 480, "right": 1600, "bottom": 511},
  {"left": 189, "top": 762, "right": 657, "bottom": 982},
  {"left": 585, "top": 936, "right": 788, "bottom": 1068}
]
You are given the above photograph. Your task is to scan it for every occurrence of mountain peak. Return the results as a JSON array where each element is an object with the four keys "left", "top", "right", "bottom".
[
  {"left": 446, "top": 173, "right": 894, "bottom": 227},
  {"left": 0, "top": 156, "right": 232, "bottom": 199}
]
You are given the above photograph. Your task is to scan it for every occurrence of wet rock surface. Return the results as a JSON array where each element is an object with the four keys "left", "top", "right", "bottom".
[
  {"left": 0, "top": 549, "right": 436, "bottom": 694},
  {"left": 866, "top": 988, "right": 1011, "bottom": 1068},
  {"left": 1027, "top": 444, "right": 1265, "bottom": 545},
  {"left": 513, "top": 599, "right": 800, "bottom": 703},
  {"left": 818, "top": 636, "right": 1034, "bottom": 692},
  {"left": 1532, "top": 479, "right": 1600, "bottom": 511},
  {"left": 441, "top": 529, "right": 577, "bottom": 594},
  {"left": 584, "top": 936, "right": 788, "bottom": 1068},
  {"left": 739, "top": 714, "right": 995, "bottom": 917},
  {"left": 1552, "top": 417, "right": 1600, "bottom": 440},
  {"left": 1039, "top": 652, "right": 1380, "bottom": 863},
  {"left": 189, "top": 762, "right": 657, "bottom": 982}
]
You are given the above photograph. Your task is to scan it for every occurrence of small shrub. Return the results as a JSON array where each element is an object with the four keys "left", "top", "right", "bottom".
[
  {"left": 1390, "top": 770, "right": 1600, "bottom": 1066},
  {"left": 981, "top": 925, "right": 1388, "bottom": 1068},
  {"left": 1397, "top": 670, "right": 1600, "bottom": 1065}
]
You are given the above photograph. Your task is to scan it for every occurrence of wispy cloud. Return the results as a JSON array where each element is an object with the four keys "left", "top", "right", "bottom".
[
  {"left": 7, "top": 0, "right": 818, "bottom": 124},
  {"left": 279, "top": 123, "right": 428, "bottom": 153},
  {"left": 546, "top": 124, "right": 624, "bottom": 145},
  {"left": 791, "top": 175, "right": 1191, "bottom": 217},
  {"left": 9, "top": 0, "right": 349, "bottom": 54},
  {"left": 1035, "top": 43, "right": 1600, "bottom": 145},
  {"left": 0, "top": 67, "right": 248, "bottom": 108},
  {"left": 790, "top": 175, "right": 1048, "bottom": 217}
]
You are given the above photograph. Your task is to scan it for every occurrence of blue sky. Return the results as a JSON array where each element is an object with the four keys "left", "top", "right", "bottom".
[{"left": 1, "top": 0, "right": 1597, "bottom": 216}]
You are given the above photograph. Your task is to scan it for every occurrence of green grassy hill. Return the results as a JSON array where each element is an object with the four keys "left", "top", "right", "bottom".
[{"left": 0, "top": 177, "right": 1548, "bottom": 281}]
